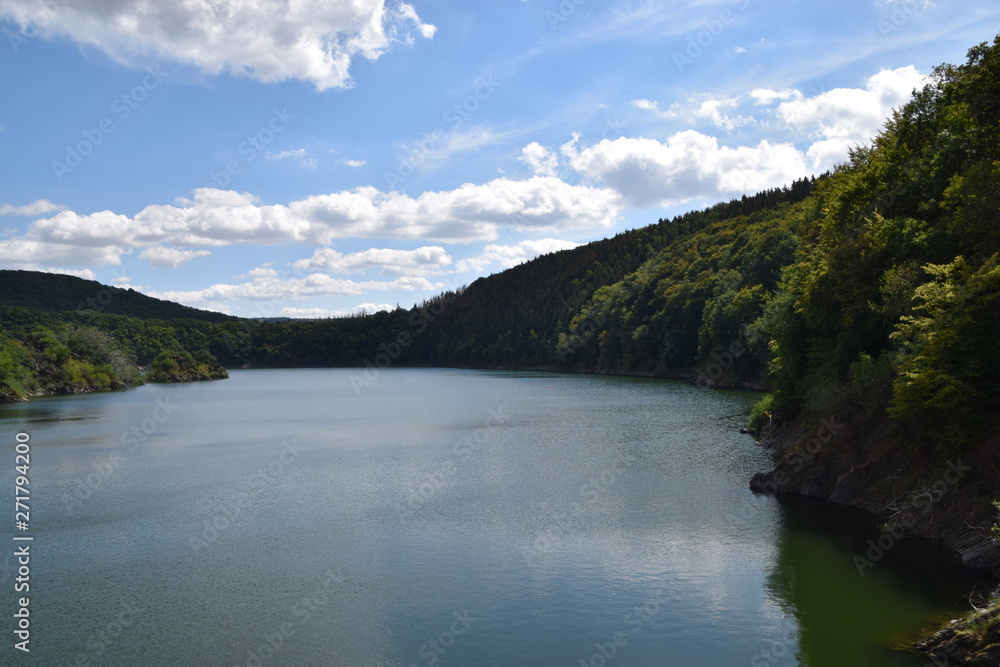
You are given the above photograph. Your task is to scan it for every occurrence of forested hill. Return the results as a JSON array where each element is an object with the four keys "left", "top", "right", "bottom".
[
  {"left": 0, "top": 176, "right": 820, "bottom": 377},
  {"left": 427, "top": 175, "right": 818, "bottom": 368},
  {"left": 0, "top": 270, "right": 234, "bottom": 322}
]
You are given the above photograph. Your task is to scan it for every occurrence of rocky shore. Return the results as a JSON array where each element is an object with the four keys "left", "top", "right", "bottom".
[{"left": 748, "top": 418, "right": 1000, "bottom": 664}]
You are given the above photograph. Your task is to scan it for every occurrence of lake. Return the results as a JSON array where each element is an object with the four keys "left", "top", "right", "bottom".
[{"left": 0, "top": 368, "right": 988, "bottom": 665}]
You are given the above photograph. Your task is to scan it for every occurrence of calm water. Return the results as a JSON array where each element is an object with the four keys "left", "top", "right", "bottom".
[{"left": 0, "top": 369, "right": 988, "bottom": 666}]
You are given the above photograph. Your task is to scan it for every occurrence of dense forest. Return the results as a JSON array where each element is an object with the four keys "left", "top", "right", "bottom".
[
  {"left": 0, "top": 175, "right": 820, "bottom": 394},
  {"left": 3, "top": 35, "right": 999, "bottom": 558}
]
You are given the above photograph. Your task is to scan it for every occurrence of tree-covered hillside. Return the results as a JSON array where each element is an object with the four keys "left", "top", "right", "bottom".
[
  {"left": 427, "top": 176, "right": 818, "bottom": 369},
  {"left": 0, "top": 270, "right": 235, "bottom": 322}
]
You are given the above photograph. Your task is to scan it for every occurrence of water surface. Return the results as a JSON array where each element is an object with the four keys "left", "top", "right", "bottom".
[{"left": 0, "top": 369, "right": 986, "bottom": 665}]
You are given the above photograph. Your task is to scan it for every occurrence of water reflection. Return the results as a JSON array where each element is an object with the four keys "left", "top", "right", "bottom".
[
  {"left": 2, "top": 370, "right": 992, "bottom": 665},
  {"left": 766, "top": 495, "right": 992, "bottom": 666}
]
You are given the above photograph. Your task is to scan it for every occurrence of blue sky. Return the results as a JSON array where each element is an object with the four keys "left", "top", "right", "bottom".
[{"left": 1, "top": 0, "right": 998, "bottom": 317}]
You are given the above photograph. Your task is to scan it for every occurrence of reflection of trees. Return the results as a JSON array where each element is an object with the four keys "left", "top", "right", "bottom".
[{"left": 764, "top": 496, "right": 985, "bottom": 667}]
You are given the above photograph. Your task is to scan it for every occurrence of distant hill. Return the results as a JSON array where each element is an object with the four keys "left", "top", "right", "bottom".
[{"left": 0, "top": 270, "right": 235, "bottom": 322}]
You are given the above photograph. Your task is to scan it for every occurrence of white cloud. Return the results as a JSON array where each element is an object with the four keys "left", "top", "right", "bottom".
[
  {"left": 292, "top": 246, "right": 452, "bottom": 276},
  {"left": 0, "top": 0, "right": 435, "bottom": 90},
  {"left": 455, "top": 238, "right": 580, "bottom": 273},
  {"left": 563, "top": 131, "right": 807, "bottom": 209},
  {"left": 32, "top": 209, "right": 137, "bottom": 247},
  {"left": 397, "top": 125, "right": 511, "bottom": 171},
  {"left": 0, "top": 177, "right": 619, "bottom": 269},
  {"left": 630, "top": 98, "right": 675, "bottom": 119},
  {"left": 693, "top": 98, "right": 754, "bottom": 131},
  {"left": 776, "top": 66, "right": 929, "bottom": 170},
  {"left": 0, "top": 238, "right": 125, "bottom": 268},
  {"left": 265, "top": 148, "right": 307, "bottom": 161},
  {"left": 278, "top": 304, "right": 392, "bottom": 318},
  {"left": 750, "top": 88, "right": 803, "bottom": 106},
  {"left": 39, "top": 267, "right": 96, "bottom": 280},
  {"left": 519, "top": 142, "right": 559, "bottom": 177},
  {"left": 147, "top": 273, "right": 442, "bottom": 307},
  {"left": 631, "top": 99, "right": 660, "bottom": 112},
  {"left": 0, "top": 199, "right": 65, "bottom": 216},
  {"left": 339, "top": 158, "right": 367, "bottom": 168},
  {"left": 264, "top": 148, "right": 316, "bottom": 168},
  {"left": 353, "top": 302, "right": 395, "bottom": 313},
  {"left": 140, "top": 245, "right": 211, "bottom": 269}
]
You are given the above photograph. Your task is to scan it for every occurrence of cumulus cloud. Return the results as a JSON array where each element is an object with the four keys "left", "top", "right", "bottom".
[
  {"left": 292, "top": 246, "right": 452, "bottom": 276},
  {"left": 0, "top": 199, "right": 65, "bottom": 216},
  {"left": 2, "top": 177, "right": 618, "bottom": 270},
  {"left": 455, "top": 238, "right": 580, "bottom": 274},
  {"left": 0, "top": 178, "right": 618, "bottom": 278},
  {"left": 147, "top": 272, "right": 442, "bottom": 307},
  {"left": 0, "top": 0, "right": 435, "bottom": 90},
  {"left": 776, "top": 66, "right": 929, "bottom": 170},
  {"left": 140, "top": 246, "right": 211, "bottom": 269},
  {"left": 519, "top": 142, "right": 559, "bottom": 177},
  {"left": 0, "top": 237, "right": 125, "bottom": 268},
  {"left": 693, "top": 98, "right": 754, "bottom": 131},
  {"left": 563, "top": 131, "right": 806, "bottom": 209}
]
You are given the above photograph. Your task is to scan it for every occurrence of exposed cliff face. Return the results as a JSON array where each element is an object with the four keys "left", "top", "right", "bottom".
[
  {"left": 748, "top": 415, "right": 1000, "bottom": 665},
  {"left": 749, "top": 416, "right": 1000, "bottom": 577}
]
